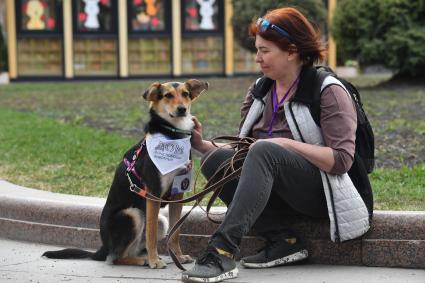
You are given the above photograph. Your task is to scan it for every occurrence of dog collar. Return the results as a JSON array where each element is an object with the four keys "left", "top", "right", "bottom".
[{"left": 159, "top": 124, "right": 192, "bottom": 136}]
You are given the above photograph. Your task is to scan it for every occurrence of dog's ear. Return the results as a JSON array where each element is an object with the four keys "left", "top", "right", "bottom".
[
  {"left": 185, "top": 79, "right": 209, "bottom": 100},
  {"left": 143, "top": 82, "right": 162, "bottom": 102}
]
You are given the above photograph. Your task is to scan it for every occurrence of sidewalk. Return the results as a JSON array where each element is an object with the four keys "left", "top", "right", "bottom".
[
  {"left": 0, "top": 179, "right": 424, "bottom": 283},
  {"left": 1, "top": 238, "right": 424, "bottom": 283}
]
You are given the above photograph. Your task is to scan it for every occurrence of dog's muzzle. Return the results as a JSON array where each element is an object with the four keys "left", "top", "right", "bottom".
[{"left": 176, "top": 106, "right": 187, "bottom": 117}]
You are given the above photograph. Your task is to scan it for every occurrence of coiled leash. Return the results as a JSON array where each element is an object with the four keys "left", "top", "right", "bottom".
[{"left": 125, "top": 135, "right": 256, "bottom": 270}]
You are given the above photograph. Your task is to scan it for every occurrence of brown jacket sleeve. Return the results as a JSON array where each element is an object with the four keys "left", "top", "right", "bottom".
[{"left": 320, "top": 85, "right": 357, "bottom": 174}]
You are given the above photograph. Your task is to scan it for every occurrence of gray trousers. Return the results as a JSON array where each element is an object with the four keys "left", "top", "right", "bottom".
[{"left": 201, "top": 142, "right": 328, "bottom": 254}]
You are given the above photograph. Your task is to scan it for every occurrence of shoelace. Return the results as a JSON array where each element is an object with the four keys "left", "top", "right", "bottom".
[{"left": 197, "top": 247, "right": 224, "bottom": 271}]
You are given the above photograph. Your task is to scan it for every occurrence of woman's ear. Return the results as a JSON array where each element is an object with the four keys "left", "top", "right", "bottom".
[{"left": 287, "top": 44, "right": 298, "bottom": 61}]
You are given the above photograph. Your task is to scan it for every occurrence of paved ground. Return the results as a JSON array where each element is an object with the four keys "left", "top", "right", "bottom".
[{"left": 0, "top": 238, "right": 424, "bottom": 283}]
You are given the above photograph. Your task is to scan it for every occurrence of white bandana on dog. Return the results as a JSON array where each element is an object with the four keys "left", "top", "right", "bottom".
[{"left": 146, "top": 133, "right": 191, "bottom": 175}]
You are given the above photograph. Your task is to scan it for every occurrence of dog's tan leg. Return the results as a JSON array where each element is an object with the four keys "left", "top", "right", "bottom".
[
  {"left": 146, "top": 197, "right": 166, "bottom": 269},
  {"left": 168, "top": 193, "right": 194, "bottom": 264},
  {"left": 113, "top": 256, "right": 147, "bottom": 266}
]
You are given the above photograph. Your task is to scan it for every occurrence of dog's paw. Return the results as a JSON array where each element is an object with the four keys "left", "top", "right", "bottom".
[
  {"left": 178, "top": 254, "right": 194, "bottom": 264},
  {"left": 148, "top": 258, "right": 167, "bottom": 269}
]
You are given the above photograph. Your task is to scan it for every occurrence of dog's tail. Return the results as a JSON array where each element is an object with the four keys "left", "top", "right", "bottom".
[{"left": 42, "top": 246, "right": 108, "bottom": 261}]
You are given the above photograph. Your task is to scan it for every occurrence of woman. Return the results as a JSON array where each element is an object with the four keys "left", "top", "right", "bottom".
[{"left": 182, "top": 7, "right": 372, "bottom": 283}]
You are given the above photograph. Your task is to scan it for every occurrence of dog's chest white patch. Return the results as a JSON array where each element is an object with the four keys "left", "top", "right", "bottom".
[
  {"left": 175, "top": 116, "right": 195, "bottom": 131},
  {"left": 161, "top": 114, "right": 194, "bottom": 132}
]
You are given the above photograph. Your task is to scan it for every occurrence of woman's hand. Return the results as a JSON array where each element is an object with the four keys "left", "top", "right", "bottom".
[
  {"left": 191, "top": 116, "right": 207, "bottom": 153},
  {"left": 191, "top": 116, "right": 237, "bottom": 154}
]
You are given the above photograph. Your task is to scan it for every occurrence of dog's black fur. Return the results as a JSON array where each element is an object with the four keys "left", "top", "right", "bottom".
[{"left": 42, "top": 80, "right": 208, "bottom": 268}]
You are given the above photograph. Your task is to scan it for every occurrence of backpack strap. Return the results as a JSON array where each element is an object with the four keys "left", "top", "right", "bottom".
[
  {"left": 239, "top": 77, "right": 271, "bottom": 137},
  {"left": 311, "top": 67, "right": 349, "bottom": 126},
  {"left": 252, "top": 76, "right": 274, "bottom": 100},
  {"left": 292, "top": 66, "right": 318, "bottom": 106},
  {"left": 311, "top": 67, "right": 332, "bottom": 125}
]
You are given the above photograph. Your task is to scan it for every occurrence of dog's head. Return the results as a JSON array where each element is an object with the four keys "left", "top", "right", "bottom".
[{"left": 142, "top": 79, "right": 208, "bottom": 126}]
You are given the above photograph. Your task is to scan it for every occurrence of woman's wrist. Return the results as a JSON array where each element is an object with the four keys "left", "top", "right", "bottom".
[{"left": 193, "top": 140, "right": 211, "bottom": 154}]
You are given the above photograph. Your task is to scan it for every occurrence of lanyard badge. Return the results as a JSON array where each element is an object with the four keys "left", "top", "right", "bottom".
[{"left": 171, "top": 162, "right": 193, "bottom": 195}]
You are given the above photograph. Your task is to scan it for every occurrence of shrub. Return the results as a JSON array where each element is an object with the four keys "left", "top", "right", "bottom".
[
  {"left": 232, "top": 0, "right": 327, "bottom": 52},
  {"left": 332, "top": 0, "right": 425, "bottom": 78}
]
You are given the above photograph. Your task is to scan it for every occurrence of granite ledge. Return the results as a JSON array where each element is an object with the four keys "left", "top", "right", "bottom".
[{"left": 1, "top": 179, "right": 424, "bottom": 269}]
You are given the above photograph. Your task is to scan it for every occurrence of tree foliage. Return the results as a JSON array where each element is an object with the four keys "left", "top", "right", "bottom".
[
  {"left": 332, "top": 0, "right": 425, "bottom": 78},
  {"left": 232, "top": 0, "right": 327, "bottom": 52}
]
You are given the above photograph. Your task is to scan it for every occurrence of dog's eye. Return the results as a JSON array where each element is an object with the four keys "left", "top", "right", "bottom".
[
  {"left": 165, "top": 93, "right": 173, "bottom": 99},
  {"left": 182, "top": 92, "right": 190, "bottom": 98}
]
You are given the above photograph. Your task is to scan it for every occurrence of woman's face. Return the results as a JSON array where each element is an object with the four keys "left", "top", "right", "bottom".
[{"left": 255, "top": 35, "right": 293, "bottom": 80}]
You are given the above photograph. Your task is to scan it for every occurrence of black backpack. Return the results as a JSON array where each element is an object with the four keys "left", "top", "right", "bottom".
[
  {"left": 313, "top": 66, "right": 375, "bottom": 174},
  {"left": 252, "top": 65, "right": 375, "bottom": 174}
]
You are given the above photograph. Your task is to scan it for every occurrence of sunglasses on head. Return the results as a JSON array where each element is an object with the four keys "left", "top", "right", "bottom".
[{"left": 256, "top": 17, "right": 293, "bottom": 42}]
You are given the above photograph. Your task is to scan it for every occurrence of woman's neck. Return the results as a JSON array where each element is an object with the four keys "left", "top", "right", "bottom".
[{"left": 275, "top": 64, "right": 303, "bottom": 99}]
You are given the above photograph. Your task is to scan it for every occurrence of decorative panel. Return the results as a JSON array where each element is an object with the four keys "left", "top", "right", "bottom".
[
  {"left": 74, "top": 39, "right": 117, "bottom": 75},
  {"left": 20, "top": 0, "right": 59, "bottom": 32},
  {"left": 17, "top": 38, "right": 62, "bottom": 75},
  {"left": 128, "top": 38, "right": 171, "bottom": 75},
  {"left": 233, "top": 41, "right": 258, "bottom": 74},
  {"left": 182, "top": 36, "right": 223, "bottom": 74},
  {"left": 75, "top": 0, "right": 115, "bottom": 33},
  {"left": 184, "top": 0, "right": 221, "bottom": 32},
  {"left": 128, "top": 0, "right": 167, "bottom": 32}
]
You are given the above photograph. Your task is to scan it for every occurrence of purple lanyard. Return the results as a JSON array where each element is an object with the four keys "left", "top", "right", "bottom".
[{"left": 268, "top": 76, "right": 300, "bottom": 137}]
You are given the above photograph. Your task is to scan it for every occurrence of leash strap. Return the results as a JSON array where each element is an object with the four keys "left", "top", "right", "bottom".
[
  {"left": 166, "top": 135, "right": 255, "bottom": 270},
  {"left": 126, "top": 172, "right": 147, "bottom": 198}
]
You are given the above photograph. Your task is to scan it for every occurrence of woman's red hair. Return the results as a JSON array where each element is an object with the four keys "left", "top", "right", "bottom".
[{"left": 249, "top": 7, "right": 326, "bottom": 66}]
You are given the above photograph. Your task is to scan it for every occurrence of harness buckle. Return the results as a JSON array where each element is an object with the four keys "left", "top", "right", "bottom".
[
  {"left": 129, "top": 183, "right": 137, "bottom": 192},
  {"left": 130, "top": 183, "right": 147, "bottom": 197},
  {"left": 127, "top": 172, "right": 147, "bottom": 197}
]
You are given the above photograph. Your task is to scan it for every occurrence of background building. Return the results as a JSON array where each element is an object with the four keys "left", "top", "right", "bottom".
[{"left": 3, "top": 0, "right": 335, "bottom": 80}]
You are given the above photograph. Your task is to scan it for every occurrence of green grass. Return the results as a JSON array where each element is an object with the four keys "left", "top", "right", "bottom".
[
  {"left": 0, "top": 79, "right": 248, "bottom": 139},
  {"left": 0, "top": 108, "right": 422, "bottom": 210},
  {"left": 0, "top": 108, "right": 133, "bottom": 196},
  {"left": 0, "top": 77, "right": 424, "bottom": 210},
  {"left": 370, "top": 166, "right": 425, "bottom": 210}
]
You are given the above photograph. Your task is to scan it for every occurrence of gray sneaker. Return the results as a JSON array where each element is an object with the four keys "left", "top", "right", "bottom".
[
  {"left": 181, "top": 246, "right": 238, "bottom": 283},
  {"left": 240, "top": 239, "right": 308, "bottom": 269}
]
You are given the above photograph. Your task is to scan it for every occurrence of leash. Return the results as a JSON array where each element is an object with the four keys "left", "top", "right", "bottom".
[
  {"left": 166, "top": 136, "right": 255, "bottom": 270},
  {"left": 124, "top": 135, "right": 256, "bottom": 270}
]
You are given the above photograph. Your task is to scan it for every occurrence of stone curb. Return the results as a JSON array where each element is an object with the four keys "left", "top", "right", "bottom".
[{"left": 0, "top": 180, "right": 424, "bottom": 269}]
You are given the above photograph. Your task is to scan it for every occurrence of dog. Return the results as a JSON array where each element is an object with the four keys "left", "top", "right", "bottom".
[{"left": 43, "top": 79, "right": 209, "bottom": 269}]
